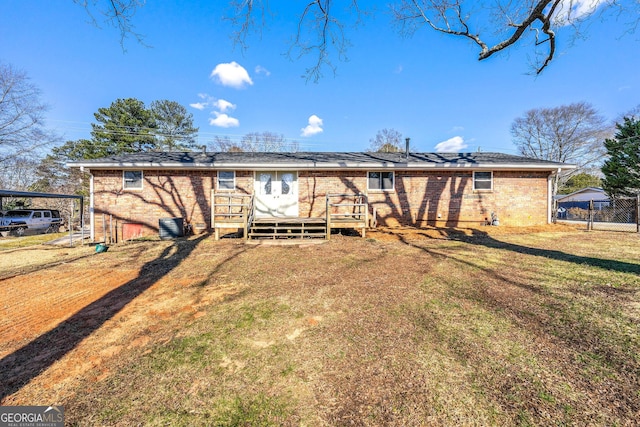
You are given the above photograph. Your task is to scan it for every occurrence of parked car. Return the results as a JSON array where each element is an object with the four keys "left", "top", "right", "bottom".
[{"left": 0, "top": 209, "right": 64, "bottom": 236}]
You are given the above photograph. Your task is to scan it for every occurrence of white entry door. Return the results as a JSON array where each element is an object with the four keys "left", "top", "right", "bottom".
[{"left": 254, "top": 171, "right": 299, "bottom": 217}]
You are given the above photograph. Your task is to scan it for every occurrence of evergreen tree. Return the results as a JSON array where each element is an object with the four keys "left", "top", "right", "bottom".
[
  {"left": 558, "top": 172, "right": 602, "bottom": 195},
  {"left": 601, "top": 117, "right": 640, "bottom": 197},
  {"left": 34, "top": 98, "right": 197, "bottom": 198},
  {"left": 91, "top": 98, "right": 157, "bottom": 155},
  {"left": 150, "top": 99, "right": 199, "bottom": 151}
]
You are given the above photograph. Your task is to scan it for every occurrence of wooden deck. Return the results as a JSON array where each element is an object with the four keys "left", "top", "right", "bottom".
[
  {"left": 249, "top": 217, "right": 327, "bottom": 240},
  {"left": 211, "top": 192, "right": 370, "bottom": 240}
]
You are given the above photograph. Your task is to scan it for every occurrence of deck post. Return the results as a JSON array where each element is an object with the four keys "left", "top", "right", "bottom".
[
  {"left": 211, "top": 189, "right": 217, "bottom": 240},
  {"left": 363, "top": 195, "right": 368, "bottom": 238},
  {"left": 243, "top": 207, "right": 248, "bottom": 240},
  {"left": 326, "top": 196, "right": 331, "bottom": 240}
]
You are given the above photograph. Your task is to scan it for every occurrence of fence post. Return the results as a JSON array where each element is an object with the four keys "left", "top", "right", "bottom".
[
  {"left": 588, "top": 200, "right": 594, "bottom": 231},
  {"left": 637, "top": 194, "right": 640, "bottom": 233}
]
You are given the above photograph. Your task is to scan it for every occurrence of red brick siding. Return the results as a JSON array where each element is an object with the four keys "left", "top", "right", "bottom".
[
  {"left": 91, "top": 169, "right": 550, "bottom": 239},
  {"left": 297, "top": 170, "right": 549, "bottom": 227},
  {"left": 92, "top": 170, "right": 213, "bottom": 240}
]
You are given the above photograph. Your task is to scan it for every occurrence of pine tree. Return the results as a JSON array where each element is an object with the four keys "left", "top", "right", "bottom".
[
  {"left": 601, "top": 117, "right": 640, "bottom": 197},
  {"left": 91, "top": 98, "right": 158, "bottom": 155}
]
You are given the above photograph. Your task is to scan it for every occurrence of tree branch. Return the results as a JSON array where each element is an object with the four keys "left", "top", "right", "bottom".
[{"left": 395, "top": 0, "right": 564, "bottom": 74}]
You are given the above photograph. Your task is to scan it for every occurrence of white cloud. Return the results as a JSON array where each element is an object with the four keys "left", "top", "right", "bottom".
[
  {"left": 213, "top": 99, "right": 236, "bottom": 113},
  {"left": 210, "top": 61, "right": 253, "bottom": 88},
  {"left": 434, "top": 136, "right": 468, "bottom": 153},
  {"left": 209, "top": 112, "right": 239, "bottom": 128},
  {"left": 301, "top": 115, "right": 324, "bottom": 137},
  {"left": 189, "top": 102, "right": 206, "bottom": 110},
  {"left": 554, "top": 0, "right": 604, "bottom": 24},
  {"left": 255, "top": 65, "right": 271, "bottom": 76},
  {"left": 394, "top": 65, "right": 403, "bottom": 74}
]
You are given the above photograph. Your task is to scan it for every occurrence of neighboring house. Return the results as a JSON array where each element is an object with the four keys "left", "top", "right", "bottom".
[
  {"left": 68, "top": 151, "right": 572, "bottom": 241},
  {"left": 556, "top": 187, "right": 609, "bottom": 204},
  {"left": 557, "top": 187, "right": 610, "bottom": 210}
]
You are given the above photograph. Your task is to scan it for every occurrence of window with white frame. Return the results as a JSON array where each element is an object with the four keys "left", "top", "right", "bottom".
[
  {"left": 218, "top": 171, "right": 235, "bottom": 191},
  {"left": 123, "top": 170, "right": 143, "bottom": 190},
  {"left": 473, "top": 171, "right": 493, "bottom": 191},
  {"left": 368, "top": 171, "right": 394, "bottom": 191}
]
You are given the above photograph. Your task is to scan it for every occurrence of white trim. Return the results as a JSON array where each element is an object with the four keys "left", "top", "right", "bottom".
[
  {"left": 253, "top": 171, "right": 299, "bottom": 217},
  {"left": 548, "top": 173, "right": 553, "bottom": 224},
  {"left": 367, "top": 171, "right": 395, "bottom": 191},
  {"left": 473, "top": 171, "right": 493, "bottom": 191},
  {"left": 123, "top": 170, "right": 143, "bottom": 190},
  {"left": 69, "top": 161, "right": 576, "bottom": 172},
  {"left": 90, "top": 173, "right": 95, "bottom": 242},
  {"left": 217, "top": 170, "right": 236, "bottom": 191}
]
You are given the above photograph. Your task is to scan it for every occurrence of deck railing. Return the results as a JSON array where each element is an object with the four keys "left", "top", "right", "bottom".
[
  {"left": 325, "top": 193, "right": 369, "bottom": 239},
  {"left": 211, "top": 192, "right": 254, "bottom": 240}
]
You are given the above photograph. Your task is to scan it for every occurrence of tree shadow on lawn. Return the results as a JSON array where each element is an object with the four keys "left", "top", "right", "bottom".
[
  {"left": 464, "top": 228, "right": 640, "bottom": 275},
  {"left": 0, "top": 234, "right": 208, "bottom": 402},
  {"left": 381, "top": 227, "right": 640, "bottom": 275},
  {"left": 384, "top": 227, "right": 640, "bottom": 417}
]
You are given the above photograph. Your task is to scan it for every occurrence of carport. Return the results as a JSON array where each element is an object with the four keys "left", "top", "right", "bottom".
[{"left": 0, "top": 189, "right": 84, "bottom": 240}]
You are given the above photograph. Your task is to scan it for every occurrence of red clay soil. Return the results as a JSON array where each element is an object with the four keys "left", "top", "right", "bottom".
[
  {"left": 0, "top": 269, "right": 140, "bottom": 355},
  {"left": 0, "top": 224, "right": 583, "bottom": 405},
  {"left": 0, "top": 239, "right": 238, "bottom": 405}
]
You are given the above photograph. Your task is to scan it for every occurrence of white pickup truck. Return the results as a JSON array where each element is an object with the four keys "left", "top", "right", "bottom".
[{"left": 0, "top": 209, "right": 64, "bottom": 236}]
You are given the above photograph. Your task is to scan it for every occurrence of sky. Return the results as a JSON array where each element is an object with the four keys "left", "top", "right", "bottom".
[{"left": 1, "top": 1, "right": 639, "bottom": 154}]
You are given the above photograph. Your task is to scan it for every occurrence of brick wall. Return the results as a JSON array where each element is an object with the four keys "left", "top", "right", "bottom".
[
  {"left": 297, "top": 170, "right": 550, "bottom": 227},
  {"left": 91, "top": 168, "right": 550, "bottom": 240},
  {"left": 92, "top": 170, "right": 213, "bottom": 241}
]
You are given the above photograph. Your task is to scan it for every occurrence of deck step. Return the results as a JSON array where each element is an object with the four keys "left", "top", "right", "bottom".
[{"left": 248, "top": 219, "right": 328, "bottom": 240}]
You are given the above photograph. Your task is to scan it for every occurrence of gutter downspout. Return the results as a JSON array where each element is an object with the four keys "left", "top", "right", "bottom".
[
  {"left": 548, "top": 168, "right": 560, "bottom": 224},
  {"left": 89, "top": 171, "right": 95, "bottom": 242}
]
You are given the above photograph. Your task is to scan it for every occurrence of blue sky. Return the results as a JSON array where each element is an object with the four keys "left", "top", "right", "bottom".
[{"left": 1, "top": 1, "right": 639, "bottom": 153}]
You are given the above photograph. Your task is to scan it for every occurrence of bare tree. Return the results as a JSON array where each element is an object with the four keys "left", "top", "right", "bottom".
[
  {"left": 368, "top": 128, "right": 404, "bottom": 152},
  {"left": 209, "top": 132, "right": 300, "bottom": 152},
  {"left": 80, "top": 1, "right": 639, "bottom": 78},
  {"left": 511, "top": 101, "right": 610, "bottom": 197},
  {"left": 228, "top": 0, "right": 362, "bottom": 81},
  {"left": 392, "top": 1, "right": 620, "bottom": 74},
  {"left": 241, "top": 131, "right": 300, "bottom": 152},
  {"left": 209, "top": 135, "right": 245, "bottom": 152},
  {"left": 0, "top": 157, "right": 40, "bottom": 190},
  {"left": 0, "top": 62, "right": 58, "bottom": 164},
  {"left": 73, "top": 0, "right": 147, "bottom": 48}
]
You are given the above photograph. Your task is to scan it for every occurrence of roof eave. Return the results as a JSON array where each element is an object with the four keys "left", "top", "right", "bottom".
[{"left": 68, "top": 161, "right": 574, "bottom": 171}]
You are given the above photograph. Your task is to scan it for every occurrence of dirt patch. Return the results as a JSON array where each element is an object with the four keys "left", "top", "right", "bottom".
[
  {"left": 1, "top": 227, "right": 638, "bottom": 425},
  {"left": 0, "top": 268, "right": 140, "bottom": 355},
  {"left": 0, "top": 238, "right": 246, "bottom": 404}
]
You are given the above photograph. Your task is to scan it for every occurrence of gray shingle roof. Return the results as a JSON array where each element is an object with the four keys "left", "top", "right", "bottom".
[{"left": 67, "top": 151, "right": 573, "bottom": 170}]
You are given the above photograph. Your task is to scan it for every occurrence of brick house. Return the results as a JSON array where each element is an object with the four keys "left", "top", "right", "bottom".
[{"left": 68, "top": 151, "right": 571, "bottom": 241}]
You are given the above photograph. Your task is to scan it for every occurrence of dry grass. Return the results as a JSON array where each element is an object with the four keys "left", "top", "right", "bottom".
[{"left": 1, "top": 225, "right": 639, "bottom": 426}]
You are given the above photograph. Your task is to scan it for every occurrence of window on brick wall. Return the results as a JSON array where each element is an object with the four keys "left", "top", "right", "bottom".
[
  {"left": 473, "top": 171, "right": 493, "bottom": 191},
  {"left": 123, "top": 170, "right": 143, "bottom": 190},
  {"left": 368, "top": 171, "right": 394, "bottom": 191},
  {"left": 217, "top": 171, "right": 235, "bottom": 191}
]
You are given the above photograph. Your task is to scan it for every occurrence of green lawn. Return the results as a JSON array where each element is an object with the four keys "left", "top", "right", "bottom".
[{"left": 11, "top": 228, "right": 640, "bottom": 426}]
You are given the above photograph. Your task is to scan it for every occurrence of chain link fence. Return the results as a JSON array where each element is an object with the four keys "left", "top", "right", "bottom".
[{"left": 557, "top": 196, "right": 640, "bottom": 232}]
